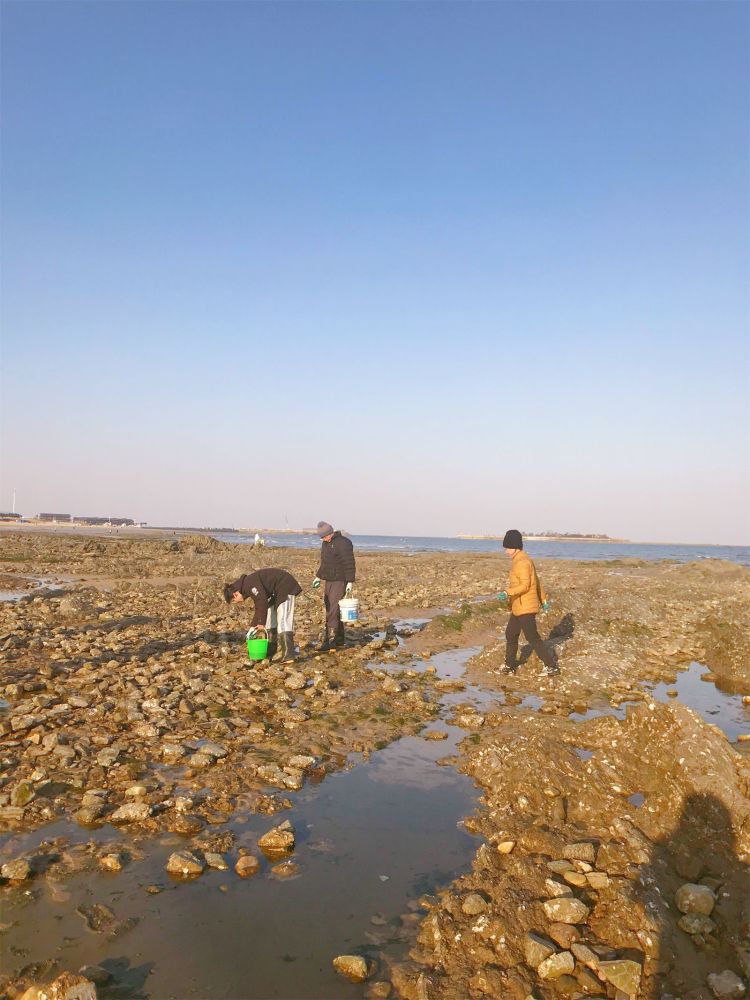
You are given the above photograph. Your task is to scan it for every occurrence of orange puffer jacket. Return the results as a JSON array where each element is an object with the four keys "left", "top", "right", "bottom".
[{"left": 506, "top": 551, "right": 547, "bottom": 616}]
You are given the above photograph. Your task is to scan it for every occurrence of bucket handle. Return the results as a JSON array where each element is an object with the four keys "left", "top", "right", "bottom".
[{"left": 247, "top": 625, "right": 268, "bottom": 638}]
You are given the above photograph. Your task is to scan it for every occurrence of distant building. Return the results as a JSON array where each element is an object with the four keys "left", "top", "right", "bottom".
[
  {"left": 0, "top": 511, "right": 22, "bottom": 521},
  {"left": 38, "top": 513, "right": 72, "bottom": 522},
  {"left": 72, "top": 516, "right": 135, "bottom": 526}
]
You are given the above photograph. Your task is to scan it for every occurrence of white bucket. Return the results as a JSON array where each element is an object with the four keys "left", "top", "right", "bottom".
[{"left": 339, "top": 597, "right": 359, "bottom": 622}]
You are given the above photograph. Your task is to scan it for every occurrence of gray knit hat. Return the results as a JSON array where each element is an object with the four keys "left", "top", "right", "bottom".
[{"left": 317, "top": 521, "right": 334, "bottom": 538}]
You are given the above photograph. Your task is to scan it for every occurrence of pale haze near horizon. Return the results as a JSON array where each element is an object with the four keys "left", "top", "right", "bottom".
[{"left": 1, "top": 3, "right": 748, "bottom": 546}]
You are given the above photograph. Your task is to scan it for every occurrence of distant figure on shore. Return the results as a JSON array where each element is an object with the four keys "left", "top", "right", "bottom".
[
  {"left": 497, "top": 529, "right": 559, "bottom": 676},
  {"left": 253, "top": 532, "right": 265, "bottom": 548},
  {"left": 312, "top": 521, "right": 356, "bottom": 651},
  {"left": 224, "top": 569, "right": 302, "bottom": 663}
]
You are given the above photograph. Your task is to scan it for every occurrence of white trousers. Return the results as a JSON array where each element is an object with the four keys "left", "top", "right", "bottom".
[{"left": 265, "top": 595, "right": 295, "bottom": 632}]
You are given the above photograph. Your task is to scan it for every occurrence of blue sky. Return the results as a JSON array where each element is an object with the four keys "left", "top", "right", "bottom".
[{"left": 1, "top": 1, "right": 748, "bottom": 542}]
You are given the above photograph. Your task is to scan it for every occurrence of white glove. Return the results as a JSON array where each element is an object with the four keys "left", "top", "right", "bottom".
[
  {"left": 312, "top": 577, "right": 321, "bottom": 590},
  {"left": 246, "top": 627, "right": 258, "bottom": 639},
  {"left": 345, "top": 583, "right": 353, "bottom": 597}
]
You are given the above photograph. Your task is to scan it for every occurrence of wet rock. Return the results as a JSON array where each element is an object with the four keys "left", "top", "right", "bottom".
[
  {"left": 542, "top": 897, "right": 590, "bottom": 924},
  {"left": 198, "top": 740, "right": 228, "bottom": 759},
  {"left": 271, "top": 860, "right": 300, "bottom": 878},
  {"left": 598, "top": 959, "right": 642, "bottom": 996},
  {"left": 110, "top": 802, "right": 152, "bottom": 823},
  {"left": 98, "top": 853, "right": 124, "bottom": 872},
  {"left": 235, "top": 854, "right": 260, "bottom": 877},
  {"left": 333, "top": 955, "right": 372, "bottom": 983},
  {"left": 461, "top": 893, "right": 488, "bottom": 915},
  {"left": 204, "top": 852, "right": 228, "bottom": 870},
  {"left": 258, "top": 820, "right": 295, "bottom": 854},
  {"left": 75, "top": 805, "right": 105, "bottom": 826},
  {"left": 675, "top": 882, "right": 716, "bottom": 915},
  {"left": 707, "top": 971, "right": 747, "bottom": 999},
  {"left": 366, "top": 983, "right": 392, "bottom": 999},
  {"left": 19, "top": 972, "right": 97, "bottom": 1000},
  {"left": 548, "top": 923, "right": 580, "bottom": 949},
  {"left": 538, "top": 951, "right": 575, "bottom": 980},
  {"left": 284, "top": 671, "right": 306, "bottom": 690},
  {"left": 188, "top": 752, "right": 214, "bottom": 768},
  {"left": 423, "top": 730, "right": 449, "bottom": 741},
  {"left": 523, "top": 932, "right": 556, "bottom": 967},
  {"left": 165, "top": 851, "right": 204, "bottom": 877},
  {"left": 571, "top": 942, "right": 599, "bottom": 969},
  {"left": 1, "top": 858, "right": 32, "bottom": 881},
  {"left": 496, "top": 840, "right": 515, "bottom": 854},
  {"left": 169, "top": 813, "right": 204, "bottom": 836}
]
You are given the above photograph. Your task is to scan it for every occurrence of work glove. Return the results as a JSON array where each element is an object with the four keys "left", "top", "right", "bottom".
[
  {"left": 345, "top": 583, "right": 353, "bottom": 597},
  {"left": 541, "top": 600, "right": 551, "bottom": 612},
  {"left": 497, "top": 591, "right": 508, "bottom": 602},
  {"left": 312, "top": 577, "right": 321, "bottom": 590},
  {"left": 246, "top": 627, "right": 258, "bottom": 639}
]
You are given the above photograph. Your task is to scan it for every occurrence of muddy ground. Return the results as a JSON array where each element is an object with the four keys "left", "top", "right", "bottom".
[{"left": 1, "top": 532, "right": 749, "bottom": 1000}]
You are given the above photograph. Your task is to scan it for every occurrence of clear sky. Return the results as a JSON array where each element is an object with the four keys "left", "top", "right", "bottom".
[{"left": 1, "top": 1, "right": 748, "bottom": 543}]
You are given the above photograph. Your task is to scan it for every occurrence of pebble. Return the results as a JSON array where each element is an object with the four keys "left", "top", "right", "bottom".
[
  {"left": 165, "top": 850, "right": 204, "bottom": 877},
  {"left": 333, "top": 955, "right": 372, "bottom": 983},
  {"left": 598, "top": 959, "right": 642, "bottom": 996},
  {"left": 562, "top": 842, "right": 596, "bottom": 864},
  {"left": 537, "top": 951, "right": 575, "bottom": 980},
  {"left": 110, "top": 802, "right": 152, "bottom": 823},
  {"left": 235, "top": 854, "right": 260, "bottom": 878},
  {"left": 204, "top": 852, "right": 229, "bottom": 870},
  {"left": 707, "top": 971, "right": 747, "bottom": 999},
  {"left": 675, "top": 882, "right": 716, "bottom": 915},
  {"left": 1, "top": 858, "right": 31, "bottom": 881},
  {"left": 99, "top": 852, "right": 124, "bottom": 872},
  {"left": 461, "top": 892, "right": 488, "bottom": 915},
  {"left": 258, "top": 820, "right": 295, "bottom": 853},
  {"left": 542, "top": 897, "right": 590, "bottom": 924},
  {"left": 678, "top": 912, "right": 716, "bottom": 935},
  {"left": 524, "top": 932, "right": 555, "bottom": 967}
]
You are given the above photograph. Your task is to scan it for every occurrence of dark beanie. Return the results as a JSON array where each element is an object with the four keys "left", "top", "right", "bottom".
[
  {"left": 502, "top": 529, "right": 523, "bottom": 549},
  {"left": 317, "top": 521, "right": 334, "bottom": 537}
]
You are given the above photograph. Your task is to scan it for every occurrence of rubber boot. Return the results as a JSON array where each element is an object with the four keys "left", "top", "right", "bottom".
[
  {"left": 333, "top": 622, "right": 345, "bottom": 648},
  {"left": 319, "top": 631, "right": 333, "bottom": 652},
  {"left": 281, "top": 632, "right": 297, "bottom": 663},
  {"left": 267, "top": 628, "right": 279, "bottom": 661}
]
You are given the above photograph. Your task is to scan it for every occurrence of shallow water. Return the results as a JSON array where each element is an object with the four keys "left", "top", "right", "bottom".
[
  {"left": 647, "top": 662, "right": 750, "bottom": 744},
  {"left": 1, "top": 652, "right": 484, "bottom": 999}
]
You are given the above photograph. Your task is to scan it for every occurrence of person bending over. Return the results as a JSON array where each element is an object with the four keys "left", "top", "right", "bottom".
[{"left": 224, "top": 568, "right": 302, "bottom": 663}]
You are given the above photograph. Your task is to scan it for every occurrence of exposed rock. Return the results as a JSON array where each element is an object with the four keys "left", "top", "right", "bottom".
[
  {"left": 235, "top": 854, "right": 260, "bottom": 878},
  {"left": 523, "top": 932, "right": 556, "bottom": 968},
  {"left": 109, "top": 802, "right": 152, "bottom": 823},
  {"left": 204, "top": 852, "right": 228, "bottom": 870},
  {"left": 537, "top": 951, "right": 575, "bottom": 980},
  {"left": 461, "top": 893, "right": 488, "bottom": 915},
  {"left": 258, "top": 820, "right": 295, "bottom": 854},
  {"left": 678, "top": 912, "right": 716, "bottom": 935},
  {"left": 542, "top": 897, "right": 590, "bottom": 924},
  {"left": 1, "top": 858, "right": 32, "bottom": 881},
  {"left": 675, "top": 882, "right": 716, "bottom": 915},
  {"left": 598, "top": 959, "right": 642, "bottom": 996},
  {"left": 19, "top": 972, "right": 97, "bottom": 1000},
  {"left": 165, "top": 851, "right": 204, "bottom": 877},
  {"left": 707, "top": 971, "right": 747, "bottom": 999},
  {"left": 333, "top": 955, "right": 372, "bottom": 983}
]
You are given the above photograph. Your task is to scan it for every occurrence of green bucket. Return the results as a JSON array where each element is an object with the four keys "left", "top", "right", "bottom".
[{"left": 246, "top": 633, "right": 269, "bottom": 662}]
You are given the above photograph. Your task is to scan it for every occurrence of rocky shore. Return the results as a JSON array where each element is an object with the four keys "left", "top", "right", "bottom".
[{"left": 1, "top": 532, "right": 748, "bottom": 1000}]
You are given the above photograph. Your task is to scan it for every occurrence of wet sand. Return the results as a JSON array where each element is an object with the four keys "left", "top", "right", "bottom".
[{"left": 1, "top": 533, "right": 749, "bottom": 999}]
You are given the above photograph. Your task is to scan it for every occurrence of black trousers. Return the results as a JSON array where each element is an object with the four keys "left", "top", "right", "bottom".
[
  {"left": 505, "top": 613, "right": 555, "bottom": 670},
  {"left": 324, "top": 581, "right": 346, "bottom": 633}
]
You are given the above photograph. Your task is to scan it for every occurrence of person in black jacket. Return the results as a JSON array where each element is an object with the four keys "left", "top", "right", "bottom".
[
  {"left": 312, "top": 521, "right": 356, "bottom": 651},
  {"left": 223, "top": 568, "right": 302, "bottom": 663}
]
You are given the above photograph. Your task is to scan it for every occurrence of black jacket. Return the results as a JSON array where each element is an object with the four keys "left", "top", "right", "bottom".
[
  {"left": 317, "top": 532, "right": 356, "bottom": 583},
  {"left": 229, "top": 569, "right": 302, "bottom": 627}
]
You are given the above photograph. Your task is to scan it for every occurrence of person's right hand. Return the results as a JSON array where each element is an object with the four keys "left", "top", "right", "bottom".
[
  {"left": 312, "top": 577, "right": 321, "bottom": 589},
  {"left": 497, "top": 591, "right": 508, "bottom": 602}
]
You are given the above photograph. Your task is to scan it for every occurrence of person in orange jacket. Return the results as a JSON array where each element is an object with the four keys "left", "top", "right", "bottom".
[{"left": 497, "top": 529, "right": 559, "bottom": 676}]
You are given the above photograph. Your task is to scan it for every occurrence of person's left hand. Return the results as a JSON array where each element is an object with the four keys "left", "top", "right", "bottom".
[
  {"left": 541, "top": 600, "right": 551, "bottom": 612},
  {"left": 345, "top": 583, "right": 353, "bottom": 597}
]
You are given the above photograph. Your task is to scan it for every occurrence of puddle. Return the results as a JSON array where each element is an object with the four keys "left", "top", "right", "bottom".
[
  {"left": 628, "top": 793, "right": 645, "bottom": 808},
  {"left": 574, "top": 748, "right": 593, "bottom": 761},
  {"left": 647, "top": 662, "right": 750, "bottom": 744},
  {"left": 0, "top": 650, "right": 486, "bottom": 999}
]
